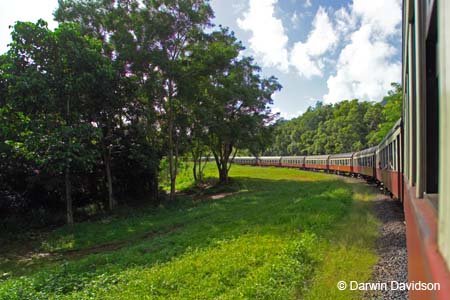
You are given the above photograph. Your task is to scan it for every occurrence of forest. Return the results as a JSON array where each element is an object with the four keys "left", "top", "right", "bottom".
[
  {"left": 0, "top": 0, "right": 401, "bottom": 228},
  {"left": 0, "top": 0, "right": 281, "bottom": 227}
]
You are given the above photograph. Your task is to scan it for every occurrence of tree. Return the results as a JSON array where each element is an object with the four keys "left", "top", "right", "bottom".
[
  {"left": 367, "top": 83, "right": 402, "bottom": 145},
  {"left": 56, "top": 0, "right": 214, "bottom": 200},
  {"left": 205, "top": 56, "right": 281, "bottom": 182},
  {"left": 5, "top": 21, "right": 104, "bottom": 224},
  {"left": 177, "top": 28, "right": 242, "bottom": 183}
]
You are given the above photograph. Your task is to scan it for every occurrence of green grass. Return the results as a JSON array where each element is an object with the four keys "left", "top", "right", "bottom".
[{"left": 0, "top": 165, "right": 379, "bottom": 300}]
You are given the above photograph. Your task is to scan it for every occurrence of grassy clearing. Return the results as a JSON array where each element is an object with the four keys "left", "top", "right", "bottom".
[{"left": 0, "top": 165, "right": 379, "bottom": 300}]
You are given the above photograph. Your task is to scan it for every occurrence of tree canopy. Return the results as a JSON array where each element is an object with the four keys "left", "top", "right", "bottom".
[{"left": 0, "top": 0, "right": 280, "bottom": 224}]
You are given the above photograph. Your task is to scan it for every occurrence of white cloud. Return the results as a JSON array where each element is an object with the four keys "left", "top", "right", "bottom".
[
  {"left": 0, "top": 0, "right": 59, "bottom": 54},
  {"left": 304, "top": 0, "right": 312, "bottom": 8},
  {"left": 334, "top": 6, "right": 356, "bottom": 38},
  {"left": 291, "top": 12, "right": 299, "bottom": 27},
  {"left": 237, "top": 0, "right": 289, "bottom": 72},
  {"left": 290, "top": 42, "right": 322, "bottom": 78},
  {"left": 272, "top": 106, "right": 303, "bottom": 120},
  {"left": 352, "top": 0, "right": 402, "bottom": 37},
  {"left": 324, "top": 0, "right": 402, "bottom": 103},
  {"left": 290, "top": 6, "right": 337, "bottom": 78}
]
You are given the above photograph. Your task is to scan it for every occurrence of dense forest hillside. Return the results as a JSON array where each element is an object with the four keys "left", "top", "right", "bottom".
[{"left": 266, "top": 83, "right": 402, "bottom": 156}]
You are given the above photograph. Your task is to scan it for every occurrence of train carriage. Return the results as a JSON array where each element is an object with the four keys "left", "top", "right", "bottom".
[
  {"left": 257, "top": 156, "right": 282, "bottom": 167},
  {"left": 353, "top": 146, "right": 377, "bottom": 178},
  {"left": 400, "top": 0, "right": 450, "bottom": 298},
  {"left": 304, "top": 155, "right": 329, "bottom": 171},
  {"left": 232, "top": 156, "right": 257, "bottom": 166},
  {"left": 329, "top": 153, "right": 354, "bottom": 174},
  {"left": 280, "top": 156, "right": 305, "bottom": 168},
  {"left": 376, "top": 119, "right": 402, "bottom": 199}
]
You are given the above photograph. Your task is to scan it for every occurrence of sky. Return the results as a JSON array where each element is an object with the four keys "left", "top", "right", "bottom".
[{"left": 0, "top": 0, "right": 402, "bottom": 120}]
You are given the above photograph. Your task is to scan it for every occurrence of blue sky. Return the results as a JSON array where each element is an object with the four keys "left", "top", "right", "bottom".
[
  {"left": 211, "top": 0, "right": 402, "bottom": 119},
  {"left": 0, "top": 0, "right": 402, "bottom": 119}
]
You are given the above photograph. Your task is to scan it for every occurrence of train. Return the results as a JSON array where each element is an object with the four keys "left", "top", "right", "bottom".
[
  {"left": 231, "top": 1, "right": 450, "bottom": 299},
  {"left": 232, "top": 120, "right": 402, "bottom": 199}
]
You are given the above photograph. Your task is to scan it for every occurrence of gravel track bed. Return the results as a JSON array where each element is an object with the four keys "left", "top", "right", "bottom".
[{"left": 365, "top": 183, "right": 408, "bottom": 300}]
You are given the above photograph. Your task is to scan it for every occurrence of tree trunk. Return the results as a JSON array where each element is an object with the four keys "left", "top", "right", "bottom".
[
  {"left": 193, "top": 158, "right": 198, "bottom": 182},
  {"left": 168, "top": 131, "right": 175, "bottom": 199},
  {"left": 65, "top": 167, "right": 73, "bottom": 226},
  {"left": 167, "top": 84, "right": 176, "bottom": 201},
  {"left": 104, "top": 151, "right": 115, "bottom": 210},
  {"left": 219, "top": 165, "right": 228, "bottom": 183},
  {"left": 65, "top": 95, "right": 73, "bottom": 226}
]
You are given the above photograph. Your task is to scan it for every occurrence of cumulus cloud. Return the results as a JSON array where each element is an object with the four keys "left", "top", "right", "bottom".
[
  {"left": 272, "top": 106, "right": 304, "bottom": 120},
  {"left": 237, "top": 0, "right": 289, "bottom": 71},
  {"left": 324, "top": 25, "right": 401, "bottom": 103},
  {"left": 236, "top": 0, "right": 401, "bottom": 104},
  {"left": 290, "top": 6, "right": 338, "bottom": 78},
  {"left": 352, "top": 0, "right": 402, "bottom": 37},
  {"left": 324, "top": 0, "right": 402, "bottom": 103}
]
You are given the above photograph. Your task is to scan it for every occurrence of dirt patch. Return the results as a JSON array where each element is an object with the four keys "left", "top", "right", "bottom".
[
  {"left": 193, "top": 191, "right": 240, "bottom": 202},
  {"left": 61, "top": 223, "right": 184, "bottom": 259}
]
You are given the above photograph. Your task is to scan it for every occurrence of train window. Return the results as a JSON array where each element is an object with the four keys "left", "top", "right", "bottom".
[
  {"left": 393, "top": 141, "right": 396, "bottom": 171},
  {"left": 425, "top": 0, "right": 438, "bottom": 194},
  {"left": 385, "top": 147, "right": 388, "bottom": 169},
  {"left": 389, "top": 144, "right": 392, "bottom": 170}
]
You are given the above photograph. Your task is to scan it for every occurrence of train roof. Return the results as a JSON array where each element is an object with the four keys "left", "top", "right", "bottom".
[
  {"left": 233, "top": 156, "right": 256, "bottom": 159},
  {"left": 281, "top": 156, "right": 305, "bottom": 159},
  {"left": 305, "top": 155, "right": 330, "bottom": 159},
  {"left": 329, "top": 152, "right": 354, "bottom": 159},
  {"left": 258, "top": 156, "right": 282, "bottom": 160},
  {"left": 354, "top": 146, "right": 377, "bottom": 157}
]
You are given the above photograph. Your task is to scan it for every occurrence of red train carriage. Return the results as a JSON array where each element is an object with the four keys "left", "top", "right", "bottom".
[
  {"left": 304, "top": 155, "right": 329, "bottom": 171},
  {"left": 329, "top": 153, "right": 354, "bottom": 174},
  {"left": 353, "top": 146, "right": 377, "bottom": 179},
  {"left": 401, "top": 0, "right": 450, "bottom": 298},
  {"left": 257, "top": 156, "right": 282, "bottom": 167},
  {"left": 280, "top": 156, "right": 305, "bottom": 168},
  {"left": 376, "top": 119, "right": 402, "bottom": 199}
]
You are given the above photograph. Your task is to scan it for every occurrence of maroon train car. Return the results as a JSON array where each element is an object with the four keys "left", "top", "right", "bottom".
[
  {"left": 353, "top": 146, "right": 377, "bottom": 178},
  {"left": 376, "top": 120, "right": 402, "bottom": 199},
  {"left": 280, "top": 156, "right": 305, "bottom": 168},
  {"left": 304, "top": 155, "right": 329, "bottom": 171},
  {"left": 329, "top": 153, "right": 354, "bottom": 174}
]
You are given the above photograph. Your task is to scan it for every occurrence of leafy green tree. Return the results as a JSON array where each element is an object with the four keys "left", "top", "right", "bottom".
[
  {"left": 56, "top": 0, "right": 214, "bottom": 200},
  {"left": 205, "top": 56, "right": 281, "bottom": 182},
  {"left": 3, "top": 21, "right": 106, "bottom": 224},
  {"left": 367, "top": 83, "right": 402, "bottom": 145}
]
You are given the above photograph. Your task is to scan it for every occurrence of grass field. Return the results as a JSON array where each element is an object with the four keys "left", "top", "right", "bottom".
[{"left": 0, "top": 164, "right": 380, "bottom": 300}]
